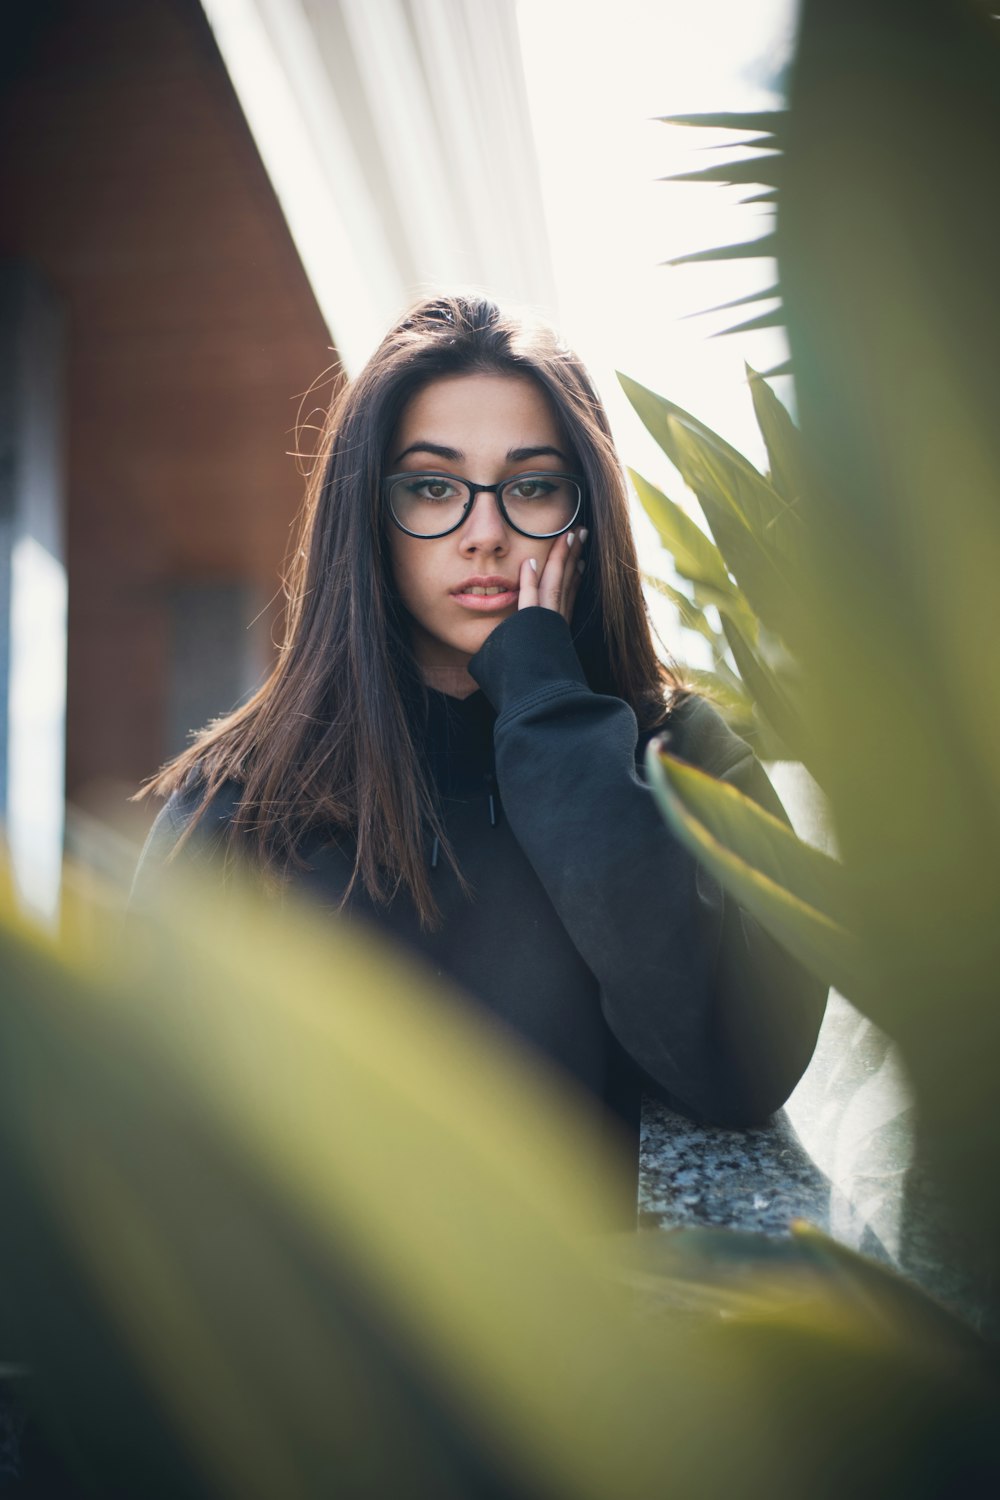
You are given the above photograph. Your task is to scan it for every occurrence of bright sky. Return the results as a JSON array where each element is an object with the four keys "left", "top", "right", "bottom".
[{"left": 515, "top": 0, "right": 796, "bottom": 630}]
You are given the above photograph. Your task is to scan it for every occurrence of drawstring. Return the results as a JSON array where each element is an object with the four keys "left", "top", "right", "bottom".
[{"left": 429, "top": 775, "right": 500, "bottom": 869}]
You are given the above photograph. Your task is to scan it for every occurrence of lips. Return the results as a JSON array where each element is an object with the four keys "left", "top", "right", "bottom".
[
  {"left": 451, "top": 575, "right": 519, "bottom": 612},
  {"left": 452, "top": 576, "right": 518, "bottom": 595}
]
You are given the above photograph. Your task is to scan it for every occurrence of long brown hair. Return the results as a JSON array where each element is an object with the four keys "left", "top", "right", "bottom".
[{"left": 134, "top": 294, "right": 684, "bottom": 926}]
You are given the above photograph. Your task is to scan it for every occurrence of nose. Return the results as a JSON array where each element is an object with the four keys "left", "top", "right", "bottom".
[{"left": 458, "top": 488, "right": 509, "bottom": 554}]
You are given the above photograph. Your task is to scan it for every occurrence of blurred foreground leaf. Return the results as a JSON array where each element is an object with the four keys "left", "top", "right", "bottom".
[{"left": 2, "top": 862, "right": 999, "bottom": 1496}]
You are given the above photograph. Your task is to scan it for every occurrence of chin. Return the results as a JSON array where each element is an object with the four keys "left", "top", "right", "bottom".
[
  {"left": 433, "top": 614, "right": 509, "bottom": 665},
  {"left": 465, "top": 612, "right": 512, "bottom": 649},
  {"left": 414, "top": 607, "right": 515, "bottom": 671}
]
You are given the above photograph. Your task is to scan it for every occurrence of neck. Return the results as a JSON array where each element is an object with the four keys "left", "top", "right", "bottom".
[{"left": 420, "top": 662, "right": 480, "bottom": 699}]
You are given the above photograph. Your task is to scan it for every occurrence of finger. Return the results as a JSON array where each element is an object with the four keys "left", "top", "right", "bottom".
[
  {"left": 568, "top": 528, "right": 588, "bottom": 616},
  {"left": 565, "top": 527, "right": 587, "bottom": 616},
  {"left": 537, "top": 529, "right": 577, "bottom": 615},
  {"left": 565, "top": 556, "right": 585, "bottom": 623},
  {"left": 552, "top": 529, "right": 588, "bottom": 621},
  {"left": 518, "top": 555, "right": 540, "bottom": 610},
  {"left": 561, "top": 548, "right": 585, "bottom": 624}
]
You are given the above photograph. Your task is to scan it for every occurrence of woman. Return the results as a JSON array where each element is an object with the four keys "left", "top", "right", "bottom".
[{"left": 132, "top": 293, "right": 827, "bottom": 1216}]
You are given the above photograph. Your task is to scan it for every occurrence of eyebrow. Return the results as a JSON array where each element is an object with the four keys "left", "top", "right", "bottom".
[{"left": 393, "top": 441, "right": 571, "bottom": 466}]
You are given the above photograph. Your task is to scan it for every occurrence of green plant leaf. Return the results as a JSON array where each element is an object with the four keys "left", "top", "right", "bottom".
[
  {"left": 786, "top": 1223, "right": 996, "bottom": 1362},
  {"left": 629, "top": 469, "right": 761, "bottom": 644},
  {"left": 745, "top": 364, "right": 807, "bottom": 505},
  {"left": 710, "top": 308, "right": 786, "bottom": 338},
  {"left": 667, "top": 234, "right": 778, "bottom": 267},
  {"left": 664, "top": 155, "right": 784, "bottom": 188},
  {"left": 720, "top": 614, "right": 809, "bottom": 770},
  {"left": 625, "top": 1224, "right": 995, "bottom": 1368},
  {"left": 680, "top": 284, "right": 781, "bottom": 319},
  {"left": 688, "top": 579, "right": 759, "bottom": 635},
  {"left": 738, "top": 189, "right": 780, "bottom": 205},
  {"left": 619, "top": 374, "right": 767, "bottom": 491},
  {"left": 620, "top": 376, "right": 805, "bottom": 642},
  {"left": 665, "top": 419, "right": 800, "bottom": 641},
  {"left": 747, "top": 706, "right": 801, "bottom": 763},
  {"left": 668, "top": 414, "right": 800, "bottom": 557},
  {"left": 645, "top": 746, "right": 860, "bottom": 997},
  {"left": 629, "top": 468, "right": 733, "bottom": 594},
  {"left": 648, "top": 745, "right": 849, "bottom": 926},
  {"left": 674, "top": 670, "right": 789, "bottom": 759},
  {"left": 746, "top": 363, "right": 803, "bottom": 498},
  {"left": 0, "top": 868, "right": 675, "bottom": 1499},
  {"left": 621, "top": 373, "right": 793, "bottom": 545},
  {"left": 680, "top": 665, "right": 751, "bottom": 711},
  {"left": 657, "top": 110, "right": 786, "bottom": 139},
  {"left": 643, "top": 573, "right": 723, "bottom": 648}
]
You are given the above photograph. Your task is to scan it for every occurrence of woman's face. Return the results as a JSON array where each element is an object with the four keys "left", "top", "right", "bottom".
[{"left": 386, "top": 371, "right": 576, "bottom": 692}]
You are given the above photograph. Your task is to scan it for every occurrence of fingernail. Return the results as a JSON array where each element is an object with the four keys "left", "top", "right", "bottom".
[
  {"left": 529, "top": 558, "right": 538, "bottom": 573},
  {"left": 580, "top": 528, "right": 589, "bottom": 543},
  {"left": 577, "top": 559, "right": 585, "bottom": 574},
  {"left": 566, "top": 532, "right": 575, "bottom": 548}
]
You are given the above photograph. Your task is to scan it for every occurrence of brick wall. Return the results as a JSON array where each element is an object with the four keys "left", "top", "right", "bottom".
[{"left": 0, "top": 0, "right": 336, "bottom": 825}]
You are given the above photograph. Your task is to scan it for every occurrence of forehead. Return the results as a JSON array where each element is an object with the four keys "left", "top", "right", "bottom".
[{"left": 392, "top": 372, "right": 566, "bottom": 451}]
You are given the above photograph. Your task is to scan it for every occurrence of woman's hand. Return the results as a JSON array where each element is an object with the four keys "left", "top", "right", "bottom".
[{"left": 517, "top": 528, "right": 587, "bottom": 625}]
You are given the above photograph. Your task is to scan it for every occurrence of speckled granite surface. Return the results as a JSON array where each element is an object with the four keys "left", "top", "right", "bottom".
[
  {"left": 638, "top": 1098, "right": 849, "bottom": 1239},
  {"left": 638, "top": 1095, "right": 994, "bottom": 1331}
]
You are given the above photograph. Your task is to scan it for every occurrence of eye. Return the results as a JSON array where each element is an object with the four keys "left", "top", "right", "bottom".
[
  {"left": 406, "top": 476, "right": 462, "bottom": 502},
  {"left": 507, "top": 476, "right": 556, "bottom": 501}
]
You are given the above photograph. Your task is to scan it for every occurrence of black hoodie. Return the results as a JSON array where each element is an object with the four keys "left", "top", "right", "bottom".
[{"left": 132, "top": 607, "right": 828, "bottom": 1219}]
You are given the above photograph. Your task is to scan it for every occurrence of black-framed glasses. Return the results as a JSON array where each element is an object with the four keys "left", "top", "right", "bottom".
[{"left": 383, "top": 470, "right": 584, "bottom": 540}]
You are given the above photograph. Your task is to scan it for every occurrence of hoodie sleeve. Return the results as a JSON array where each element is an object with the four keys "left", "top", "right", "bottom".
[{"left": 468, "top": 606, "right": 828, "bottom": 1125}]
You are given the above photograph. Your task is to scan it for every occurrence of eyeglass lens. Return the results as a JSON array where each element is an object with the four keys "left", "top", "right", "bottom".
[{"left": 388, "top": 473, "right": 580, "bottom": 538}]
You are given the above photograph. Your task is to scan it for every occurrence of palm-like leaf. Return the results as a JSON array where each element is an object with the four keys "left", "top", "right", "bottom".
[
  {"left": 665, "top": 418, "right": 801, "bottom": 643},
  {"left": 644, "top": 746, "right": 860, "bottom": 999},
  {"left": 708, "top": 306, "right": 785, "bottom": 339},
  {"left": 681, "top": 284, "right": 781, "bottom": 320},
  {"left": 629, "top": 469, "right": 733, "bottom": 596},
  {"left": 666, "top": 155, "right": 784, "bottom": 189},
  {"left": 658, "top": 110, "right": 787, "bottom": 336},
  {"left": 745, "top": 363, "right": 806, "bottom": 503},
  {"left": 657, "top": 109, "right": 785, "bottom": 139},
  {"left": 666, "top": 234, "right": 778, "bottom": 268},
  {"left": 719, "top": 615, "right": 814, "bottom": 774},
  {"left": 642, "top": 571, "right": 723, "bottom": 649},
  {"left": 621, "top": 371, "right": 813, "bottom": 762}
]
